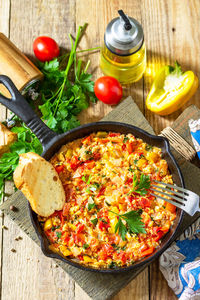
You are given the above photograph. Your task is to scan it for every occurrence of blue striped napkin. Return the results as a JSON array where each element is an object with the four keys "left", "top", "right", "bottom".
[
  {"left": 159, "top": 219, "right": 200, "bottom": 299},
  {"left": 188, "top": 119, "right": 200, "bottom": 160}
]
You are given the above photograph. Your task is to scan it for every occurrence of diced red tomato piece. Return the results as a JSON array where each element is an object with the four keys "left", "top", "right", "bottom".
[
  {"left": 99, "top": 220, "right": 110, "bottom": 231},
  {"left": 52, "top": 210, "right": 64, "bottom": 225},
  {"left": 70, "top": 156, "right": 80, "bottom": 171},
  {"left": 45, "top": 229, "right": 52, "bottom": 237},
  {"left": 127, "top": 142, "right": 134, "bottom": 154},
  {"left": 76, "top": 223, "right": 85, "bottom": 234},
  {"left": 152, "top": 226, "right": 162, "bottom": 234},
  {"left": 55, "top": 165, "right": 64, "bottom": 174},
  {"left": 122, "top": 144, "right": 126, "bottom": 151},
  {"left": 82, "top": 136, "right": 91, "bottom": 144},
  {"left": 128, "top": 195, "right": 134, "bottom": 202},
  {"left": 140, "top": 246, "right": 154, "bottom": 258},
  {"left": 97, "top": 186, "right": 106, "bottom": 197},
  {"left": 108, "top": 132, "right": 120, "bottom": 137},
  {"left": 93, "top": 152, "right": 101, "bottom": 161},
  {"left": 165, "top": 202, "right": 176, "bottom": 213},
  {"left": 103, "top": 243, "right": 114, "bottom": 254},
  {"left": 118, "top": 251, "right": 127, "bottom": 264},
  {"left": 78, "top": 255, "right": 84, "bottom": 261},
  {"left": 126, "top": 177, "right": 133, "bottom": 184},
  {"left": 72, "top": 233, "right": 85, "bottom": 246},
  {"left": 138, "top": 152, "right": 144, "bottom": 156},
  {"left": 99, "top": 138, "right": 109, "bottom": 144},
  {"left": 63, "top": 232, "right": 70, "bottom": 244},
  {"left": 140, "top": 244, "right": 148, "bottom": 252},
  {"left": 98, "top": 250, "right": 108, "bottom": 261},
  {"left": 154, "top": 231, "right": 164, "bottom": 242},
  {"left": 62, "top": 203, "right": 71, "bottom": 216},
  {"left": 84, "top": 161, "right": 95, "bottom": 169},
  {"left": 139, "top": 198, "right": 151, "bottom": 208},
  {"left": 99, "top": 221, "right": 105, "bottom": 231}
]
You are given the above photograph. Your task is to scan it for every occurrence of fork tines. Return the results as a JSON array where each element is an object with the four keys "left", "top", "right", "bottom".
[{"left": 150, "top": 180, "right": 187, "bottom": 208}]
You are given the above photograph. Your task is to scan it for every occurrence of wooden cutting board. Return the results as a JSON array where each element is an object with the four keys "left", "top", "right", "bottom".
[{"left": 1, "top": 97, "right": 200, "bottom": 300}]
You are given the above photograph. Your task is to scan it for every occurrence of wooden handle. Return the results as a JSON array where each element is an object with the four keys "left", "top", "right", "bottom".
[{"left": 0, "top": 33, "right": 43, "bottom": 97}]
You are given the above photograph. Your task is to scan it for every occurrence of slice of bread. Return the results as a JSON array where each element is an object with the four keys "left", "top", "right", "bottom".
[
  {"left": 0, "top": 122, "right": 17, "bottom": 157},
  {"left": 13, "top": 152, "right": 65, "bottom": 217}
]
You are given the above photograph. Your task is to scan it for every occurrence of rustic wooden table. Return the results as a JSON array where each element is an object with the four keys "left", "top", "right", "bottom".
[{"left": 0, "top": 1, "right": 199, "bottom": 299}]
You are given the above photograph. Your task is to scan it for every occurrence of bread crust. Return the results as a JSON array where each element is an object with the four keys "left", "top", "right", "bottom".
[
  {"left": 13, "top": 152, "right": 65, "bottom": 217},
  {"left": 0, "top": 123, "right": 17, "bottom": 157}
]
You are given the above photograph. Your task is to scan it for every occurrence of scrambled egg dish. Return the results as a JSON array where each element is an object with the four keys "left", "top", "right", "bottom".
[{"left": 39, "top": 132, "right": 176, "bottom": 269}]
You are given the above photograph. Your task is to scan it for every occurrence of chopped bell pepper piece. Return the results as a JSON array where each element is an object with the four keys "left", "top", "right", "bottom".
[
  {"left": 140, "top": 246, "right": 154, "bottom": 257},
  {"left": 146, "top": 62, "right": 198, "bottom": 115}
]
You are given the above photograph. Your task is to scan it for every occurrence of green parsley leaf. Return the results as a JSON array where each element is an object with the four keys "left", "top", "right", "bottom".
[
  {"left": 82, "top": 175, "right": 86, "bottom": 182},
  {"left": 145, "top": 144, "right": 153, "bottom": 151},
  {"left": 91, "top": 218, "right": 98, "bottom": 226},
  {"left": 83, "top": 243, "right": 89, "bottom": 249},
  {"left": 129, "top": 173, "right": 151, "bottom": 196},
  {"left": 87, "top": 175, "right": 92, "bottom": 185},
  {"left": 88, "top": 203, "right": 96, "bottom": 211},
  {"left": 56, "top": 231, "right": 62, "bottom": 239},
  {"left": 128, "top": 166, "right": 135, "bottom": 172},
  {"left": 99, "top": 218, "right": 108, "bottom": 224},
  {"left": 85, "top": 150, "right": 92, "bottom": 155},
  {"left": 109, "top": 209, "right": 146, "bottom": 241},
  {"left": 121, "top": 211, "right": 146, "bottom": 234},
  {"left": 108, "top": 261, "right": 117, "bottom": 269},
  {"left": 115, "top": 218, "right": 127, "bottom": 241},
  {"left": 123, "top": 137, "right": 129, "bottom": 143}
]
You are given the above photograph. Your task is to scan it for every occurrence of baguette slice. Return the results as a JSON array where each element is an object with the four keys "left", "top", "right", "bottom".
[
  {"left": 13, "top": 152, "right": 65, "bottom": 217},
  {"left": 0, "top": 122, "right": 17, "bottom": 157}
]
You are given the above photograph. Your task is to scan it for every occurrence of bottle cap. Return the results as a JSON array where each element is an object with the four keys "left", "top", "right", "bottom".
[{"left": 104, "top": 10, "right": 144, "bottom": 56}]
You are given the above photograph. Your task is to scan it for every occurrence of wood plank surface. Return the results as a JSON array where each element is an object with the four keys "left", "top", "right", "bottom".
[
  {"left": 0, "top": 0, "right": 200, "bottom": 299},
  {"left": 0, "top": 1, "right": 11, "bottom": 300},
  {"left": 1, "top": 1, "right": 76, "bottom": 300}
]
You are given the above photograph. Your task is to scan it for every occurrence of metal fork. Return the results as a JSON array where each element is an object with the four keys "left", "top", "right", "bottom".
[{"left": 150, "top": 180, "right": 200, "bottom": 216}]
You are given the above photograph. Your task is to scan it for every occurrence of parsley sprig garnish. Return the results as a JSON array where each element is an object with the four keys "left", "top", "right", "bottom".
[
  {"left": 109, "top": 210, "right": 146, "bottom": 241},
  {"left": 129, "top": 173, "right": 151, "bottom": 196}
]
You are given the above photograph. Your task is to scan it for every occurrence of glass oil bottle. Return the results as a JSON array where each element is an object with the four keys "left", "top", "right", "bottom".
[{"left": 100, "top": 10, "right": 146, "bottom": 84}]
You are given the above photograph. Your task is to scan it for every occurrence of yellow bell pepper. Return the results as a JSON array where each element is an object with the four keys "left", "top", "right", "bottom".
[
  {"left": 44, "top": 218, "right": 53, "bottom": 231},
  {"left": 146, "top": 62, "right": 198, "bottom": 115}
]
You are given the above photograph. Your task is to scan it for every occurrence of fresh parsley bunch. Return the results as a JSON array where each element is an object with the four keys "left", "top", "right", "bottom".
[{"left": 38, "top": 24, "right": 97, "bottom": 133}]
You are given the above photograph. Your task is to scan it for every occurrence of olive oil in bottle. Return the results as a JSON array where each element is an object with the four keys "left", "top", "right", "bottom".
[{"left": 100, "top": 10, "right": 146, "bottom": 84}]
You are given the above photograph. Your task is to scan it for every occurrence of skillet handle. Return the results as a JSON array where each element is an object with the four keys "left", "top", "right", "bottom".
[{"left": 0, "top": 75, "right": 57, "bottom": 148}]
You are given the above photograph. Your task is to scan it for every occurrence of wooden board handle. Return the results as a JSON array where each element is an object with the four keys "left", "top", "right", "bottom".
[{"left": 0, "top": 33, "right": 43, "bottom": 97}]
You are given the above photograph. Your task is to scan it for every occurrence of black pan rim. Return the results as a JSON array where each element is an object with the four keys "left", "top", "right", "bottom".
[{"left": 28, "top": 121, "right": 184, "bottom": 273}]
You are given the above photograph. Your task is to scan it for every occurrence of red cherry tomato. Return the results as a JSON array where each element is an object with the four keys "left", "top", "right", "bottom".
[
  {"left": 55, "top": 165, "right": 64, "bottom": 174},
  {"left": 94, "top": 76, "right": 123, "bottom": 105},
  {"left": 33, "top": 36, "right": 60, "bottom": 62}
]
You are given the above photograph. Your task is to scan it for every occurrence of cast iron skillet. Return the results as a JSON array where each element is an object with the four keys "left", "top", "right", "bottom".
[{"left": 0, "top": 75, "right": 184, "bottom": 273}]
